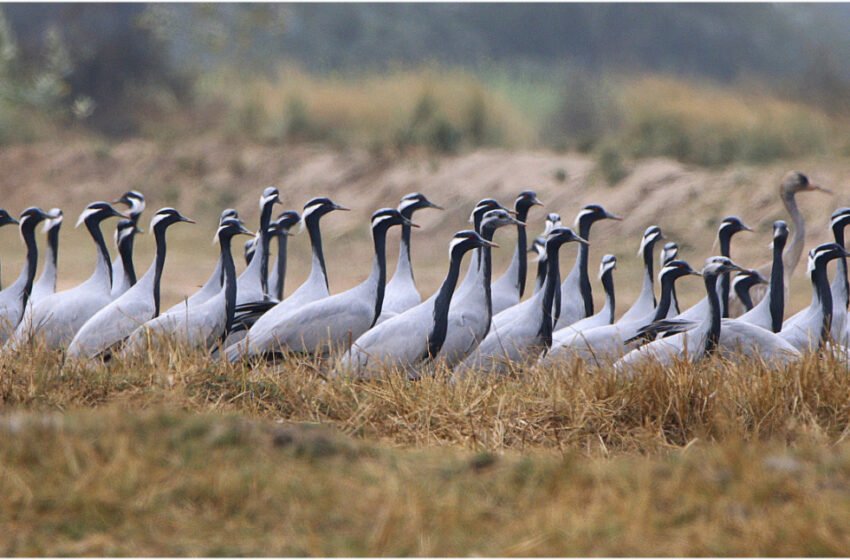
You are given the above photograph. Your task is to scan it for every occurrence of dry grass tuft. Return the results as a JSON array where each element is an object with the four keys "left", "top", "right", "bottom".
[
  {"left": 3, "top": 405, "right": 850, "bottom": 555},
  {"left": 3, "top": 344, "right": 850, "bottom": 454}
]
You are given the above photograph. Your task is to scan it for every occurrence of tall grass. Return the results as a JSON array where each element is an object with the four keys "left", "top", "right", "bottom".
[
  {"left": 618, "top": 76, "right": 839, "bottom": 166},
  {"left": 197, "top": 65, "right": 537, "bottom": 153}
]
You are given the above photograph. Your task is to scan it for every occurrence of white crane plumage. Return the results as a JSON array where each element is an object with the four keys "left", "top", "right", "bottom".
[
  {"left": 110, "top": 191, "right": 145, "bottom": 299},
  {"left": 67, "top": 208, "right": 195, "bottom": 359},
  {"left": 377, "top": 193, "right": 443, "bottom": 323},
  {"left": 9, "top": 202, "right": 126, "bottom": 350},
  {"left": 339, "top": 230, "right": 495, "bottom": 378},
  {"left": 30, "top": 209, "right": 63, "bottom": 305},
  {"left": 555, "top": 204, "right": 621, "bottom": 328},
  {"left": 459, "top": 226, "right": 588, "bottom": 374},
  {"left": 122, "top": 217, "right": 252, "bottom": 355},
  {"left": 617, "top": 226, "right": 664, "bottom": 324},
  {"left": 490, "top": 191, "right": 544, "bottom": 314},
  {"left": 226, "top": 208, "right": 413, "bottom": 361},
  {"left": 0, "top": 208, "right": 52, "bottom": 341},
  {"left": 438, "top": 209, "right": 522, "bottom": 367}
]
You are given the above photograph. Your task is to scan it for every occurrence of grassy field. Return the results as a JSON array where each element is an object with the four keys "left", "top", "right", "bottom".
[
  {"left": 1, "top": 120, "right": 850, "bottom": 555},
  {"left": 3, "top": 347, "right": 850, "bottom": 555}
]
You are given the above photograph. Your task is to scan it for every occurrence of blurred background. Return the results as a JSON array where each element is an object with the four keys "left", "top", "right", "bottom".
[{"left": 1, "top": 3, "right": 849, "bottom": 311}]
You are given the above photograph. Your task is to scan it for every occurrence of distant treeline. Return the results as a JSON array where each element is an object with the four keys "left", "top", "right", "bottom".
[{"left": 2, "top": 3, "right": 850, "bottom": 144}]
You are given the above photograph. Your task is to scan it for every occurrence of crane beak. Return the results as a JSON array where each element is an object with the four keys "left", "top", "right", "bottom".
[
  {"left": 406, "top": 219, "right": 421, "bottom": 229},
  {"left": 427, "top": 201, "right": 444, "bottom": 210},
  {"left": 810, "top": 184, "right": 833, "bottom": 194},
  {"left": 531, "top": 197, "right": 544, "bottom": 207},
  {"left": 575, "top": 235, "right": 590, "bottom": 246},
  {"left": 482, "top": 239, "right": 499, "bottom": 248},
  {"left": 181, "top": 217, "right": 196, "bottom": 224},
  {"left": 606, "top": 212, "right": 624, "bottom": 221},
  {"left": 333, "top": 204, "right": 350, "bottom": 212}
]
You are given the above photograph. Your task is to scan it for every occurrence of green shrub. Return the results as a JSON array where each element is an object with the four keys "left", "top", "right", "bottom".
[{"left": 597, "top": 145, "right": 628, "bottom": 185}]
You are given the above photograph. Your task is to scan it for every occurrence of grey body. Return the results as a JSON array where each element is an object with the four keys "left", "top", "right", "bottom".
[{"left": 68, "top": 208, "right": 193, "bottom": 358}]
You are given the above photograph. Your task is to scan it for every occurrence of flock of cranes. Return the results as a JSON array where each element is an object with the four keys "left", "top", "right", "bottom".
[{"left": 0, "top": 170, "right": 846, "bottom": 377}]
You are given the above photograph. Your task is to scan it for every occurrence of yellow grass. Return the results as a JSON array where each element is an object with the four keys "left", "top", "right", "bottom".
[
  {"left": 198, "top": 65, "right": 537, "bottom": 149},
  {"left": 3, "top": 346, "right": 850, "bottom": 555},
  {"left": 619, "top": 76, "right": 840, "bottom": 165}
]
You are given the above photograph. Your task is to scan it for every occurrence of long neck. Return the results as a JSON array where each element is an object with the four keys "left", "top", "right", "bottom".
[
  {"left": 832, "top": 225, "right": 849, "bottom": 310},
  {"left": 651, "top": 274, "right": 678, "bottom": 323},
  {"left": 86, "top": 218, "right": 113, "bottom": 286},
  {"left": 368, "top": 227, "right": 389, "bottom": 328},
  {"left": 719, "top": 233, "right": 732, "bottom": 318},
  {"left": 512, "top": 205, "right": 529, "bottom": 298},
  {"left": 221, "top": 235, "right": 238, "bottom": 333},
  {"left": 576, "top": 218, "right": 594, "bottom": 316},
  {"left": 306, "top": 216, "right": 329, "bottom": 289},
  {"left": 769, "top": 239, "right": 785, "bottom": 333},
  {"left": 735, "top": 282, "right": 755, "bottom": 311},
  {"left": 426, "top": 251, "right": 465, "bottom": 358},
  {"left": 782, "top": 193, "right": 806, "bottom": 280},
  {"left": 258, "top": 206, "right": 273, "bottom": 296},
  {"left": 703, "top": 273, "right": 722, "bottom": 356},
  {"left": 119, "top": 235, "right": 137, "bottom": 287},
  {"left": 395, "top": 220, "right": 414, "bottom": 282},
  {"left": 815, "top": 262, "right": 833, "bottom": 347},
  {"left": 479, "top": 224, "right": 498, "bottom": 321},
  {"left": 533, "top": 255, "right": 547, "bottom": 294},
  {"left": 18, "top": 223, "right": 40, "bottom": 311},
  {"left": 600, "top": 268, "right": 615, "bottom": 324},
  {"left": 274, "top": 234, "right": 288, "bottom": 300},
  {"left": 45, "top": 224, "right": 59, "bottom": 279},
  {"left": 151, "top": 227, "right": 169, "bottom": 317},
  {"left": 538, "top": 241, "right": 563, "bottom": 348},
  {"left": 641, "top": 243, "right": 656, "bottom": 307}
]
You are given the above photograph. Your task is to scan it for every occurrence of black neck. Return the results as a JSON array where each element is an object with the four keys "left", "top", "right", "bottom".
[
  {"left": 480, "top": 224, "right": 499, "bottom": 322},
  {"left": 86, "top": 218, "right": 112, "bottom": 286},
  {"left": 704, "top": 272, "right": 722, "bottom": 356},
  {"left": 221, "top": 234, "right": 238, "bottom": 335},
  {"left": 426, "top": 249, "right": 466, "bottom": 359},
  {"left": 718, "top": 232, "right": 732, "bottom": 318},
  {"left": 769, "top": 238, "right": 786, "bottom": 333},
  {"left": 534, "top": 255, "right": 547, "bottom": 294},
  {"left": 600, "top": 267, "right": 615, "bottom": 324},
  {"left": 514, "top": 205, "right": 530, "bottom": 298},
  {"left": 306, "top": 215, "right": 329, "bottom": 289},
  {"left": 151, "top": 225, "right": 169, "bottom": 317},
  {"left": 834, "top": 225, "right": 848, "bottom": 309},
  {"left": 651, "top": 273, "right": 681, "bottom": 323},
  {"left": 538, "top": 239, "right": 564, "bottom": 348},
  {"left": 815, "top": 262, "right": 833, "bottom": 348},
  {"left": 274, "top": 234, "right": 288, "bottom": 301},
  {"left": 734, "top": 281, "right": 755, "bottom": 311},
  {"left": 642, "top": 241, "right": 657, "bottom": 307},
  {"left": 369, "top": 226, "right": 390, "bottom": 328},
  {"left": 20, "top": 220, "right": 40, "bottom": 312},
  {"left": 119, "top": 234, "right": 137, "bottom": 287},
  {"left": 577, "top": 218, "right": 594, "bottom": 316},
  {"left": 47, "top": 224, "right": 60, "bottom": 268},
  {"left": 258, "top": 204, "right": 274, "bottom": 296},
  {"left": 399, "top": 211, "right": 414, "bottom": 282}
]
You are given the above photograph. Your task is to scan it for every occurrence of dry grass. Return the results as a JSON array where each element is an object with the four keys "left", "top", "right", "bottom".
[
  {"left": 3, "top": 333, "right": 850, "bottom": 554},
  {"left": 3, "top": 385, "right": 850, "bottom": 555},
  {"left": 198, "top": 65, "right": 537, "bottom": 151},
  {"left": 618, "top": 76, "right": 842, "bottom": 166},
  {"left": 3, "top": 344, "right": 850, "bottom": 454}
]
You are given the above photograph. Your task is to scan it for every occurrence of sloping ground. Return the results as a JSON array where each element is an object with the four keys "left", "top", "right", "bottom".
[{"left": 0, "top": 136, "right": 847, "bottom": 310}]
